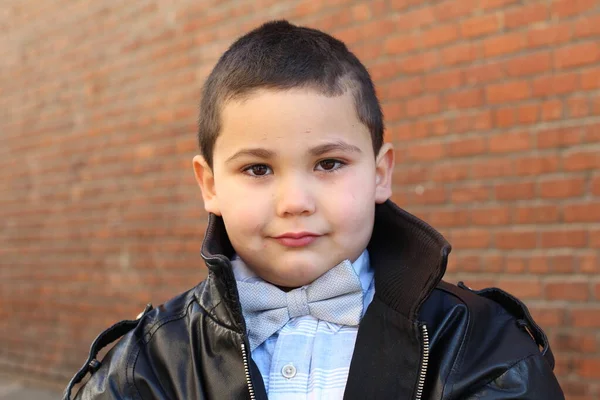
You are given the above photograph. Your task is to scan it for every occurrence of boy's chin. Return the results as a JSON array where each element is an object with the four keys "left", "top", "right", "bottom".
[{"left": 263, "top": 261, "right": 337, "bottom": 289}]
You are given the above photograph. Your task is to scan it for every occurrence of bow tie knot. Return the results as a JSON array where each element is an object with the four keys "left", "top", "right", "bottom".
[
  {"left": 287, "top": 288, "right": 310, "bottom": 318},
  {"left": 235, "top": 259, "right": 364, "bottom": 350}
]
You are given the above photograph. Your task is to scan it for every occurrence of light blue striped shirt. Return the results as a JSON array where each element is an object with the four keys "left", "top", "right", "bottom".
[{"left": 232, "top": 250, "right": 375, "bottom": 399}]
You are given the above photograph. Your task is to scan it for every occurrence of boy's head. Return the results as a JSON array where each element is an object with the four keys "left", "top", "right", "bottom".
[{"left": 193, "top": 20, "right": 394, "bottom": 288}]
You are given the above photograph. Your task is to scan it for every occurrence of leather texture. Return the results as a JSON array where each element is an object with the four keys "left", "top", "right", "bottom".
[{"left": 65, "top": 201, "right": 564, "bottom": 400}]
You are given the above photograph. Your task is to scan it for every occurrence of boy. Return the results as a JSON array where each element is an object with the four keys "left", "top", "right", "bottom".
[{"left": 65, "top": 20, "right": 564, "bottom": 399}]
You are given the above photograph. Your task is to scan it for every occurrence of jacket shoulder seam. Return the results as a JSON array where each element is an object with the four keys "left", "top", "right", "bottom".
[
  {"left": 126, "top": 291, "right": 198, "bottom": 398},
  {"left": 432, "top": 283, "right": 473, "bottom": 400}
]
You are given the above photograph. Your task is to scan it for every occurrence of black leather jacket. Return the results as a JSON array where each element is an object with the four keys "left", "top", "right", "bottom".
[{"left": 65, "top": 201, "right": 564, "bottom": 399}]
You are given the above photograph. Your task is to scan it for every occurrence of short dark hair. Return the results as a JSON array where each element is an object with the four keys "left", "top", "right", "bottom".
[{"left": 197, "top": 20, "right": 384, "bottom": 168}]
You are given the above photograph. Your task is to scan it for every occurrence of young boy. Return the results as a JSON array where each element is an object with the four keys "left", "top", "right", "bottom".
[{"left": 65, "top": 20, "right": 564, "bottom": 399}]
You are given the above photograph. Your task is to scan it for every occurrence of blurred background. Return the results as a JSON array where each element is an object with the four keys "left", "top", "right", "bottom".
[{"left": 1, "top": 0, "right": 599, "bottom": 398}]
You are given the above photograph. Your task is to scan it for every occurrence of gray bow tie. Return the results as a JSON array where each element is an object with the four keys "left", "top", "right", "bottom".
[{"left": 236, "top": 259, "right": 364, "bottom": 350}]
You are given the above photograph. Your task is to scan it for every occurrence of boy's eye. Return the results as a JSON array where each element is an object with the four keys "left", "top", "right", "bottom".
[
  {"left": 243, "top": 164, "right": 272, "bottom": 177},
  {"left": 316, "top": 159, "right": 344, "bottom": 171}
]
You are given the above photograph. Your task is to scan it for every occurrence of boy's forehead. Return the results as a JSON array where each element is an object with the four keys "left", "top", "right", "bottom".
[{"left": 216, "top": 88, "right": 372, "bottom": 154}]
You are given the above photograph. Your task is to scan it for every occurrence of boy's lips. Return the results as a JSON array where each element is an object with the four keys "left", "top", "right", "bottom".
[{"left": 272, "top": 232, "right": 322, "bottom": 248}]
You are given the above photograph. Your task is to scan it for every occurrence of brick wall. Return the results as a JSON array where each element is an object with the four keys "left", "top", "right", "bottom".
[{"left": 1, "top": 0, "right": 598, "bottom": 398}]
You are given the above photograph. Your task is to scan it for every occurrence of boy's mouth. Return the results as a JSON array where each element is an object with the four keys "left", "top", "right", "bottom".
[{"left": 272, "top": 232, "right": 322, "bottom": 248}]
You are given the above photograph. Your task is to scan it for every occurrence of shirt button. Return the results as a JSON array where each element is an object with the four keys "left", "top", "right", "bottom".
[{"left": 281, "top": 363, "right": 296, "bottom": 379}]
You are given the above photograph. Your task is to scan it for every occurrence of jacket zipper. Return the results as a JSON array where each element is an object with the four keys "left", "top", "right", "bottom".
[
  {"left": 240, "top": 343, "right": 256, "bottom": 400},
  {"left": 415, "top": 324, "right": 430, "bottom": 400}
]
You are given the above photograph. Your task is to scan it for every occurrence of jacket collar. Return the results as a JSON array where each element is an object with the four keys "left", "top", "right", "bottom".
[{"left": 200, "top": 200, "right": 451, "bottom": 326}]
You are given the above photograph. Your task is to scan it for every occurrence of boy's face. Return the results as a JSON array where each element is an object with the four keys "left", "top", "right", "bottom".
[{"left": 194, "top": 88, "right": 394, "bottom": 288}]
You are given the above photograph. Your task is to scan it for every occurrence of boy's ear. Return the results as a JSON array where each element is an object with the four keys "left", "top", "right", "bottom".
[
  {"left": 192, "top": 155, "right": 222, "bottom": 216},
  {"left": 374, "top": 142, "right": 395, "bottom": 204}
]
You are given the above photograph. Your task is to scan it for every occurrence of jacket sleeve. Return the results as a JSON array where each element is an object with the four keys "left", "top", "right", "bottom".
[
  {"left": 445, "top": 284, "right": 565, "bottom": 400},
  {"left": 465, "top": 353, "right": 564, "bottom": 399},
  {"left": 63, "top": 305, "right": 155, "bottom": 400}
]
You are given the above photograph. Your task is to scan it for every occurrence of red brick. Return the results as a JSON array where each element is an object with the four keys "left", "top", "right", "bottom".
[
  {"left": 400, "top": 51, "right": 439, "bottom": 74},
  {"left": 393, "top": 165, "right": 428, "bottom": 184},
  {"left": 393, "top": 5, "right": 436, "bottom": 28},
  {"left": 407, "top": 186, "right": 447, "bottom": 205},
  {"left": 530, "top": 307, "right": 567, "bottom": 328},
  {"left": 553, "top": 332, "right": 597, "bottom": 353},
  {"left": 540, "top": 229, "right": 588, "bottom": 248},
  {"left": 572, "top": 308, "right": 600, "bottom": 328},
  {"left": 546, "top": 281, "right": 590, "bottom": 301},
  {"left": 537, "top": 126, "right": 582, "bottom": 148},
  {"left": 441, "top": 42, "right": 480, "bottom": 66},
  {"left": 383, "top": 33, "right": 419, "bottom": 56},
  {"left": 555, "top": 42, "right": 600, "bottom": 70},
  {"left": 353, "top": 41, "right": 384, "bottom": 62},
  {"left": 529, "top": 255, "right": 552, "bottom": 273},
  {"left": 496, "top": 278, "right": 542, "bottom": 299},
  {"left": 551, "top": 0, "right": 597, "bottom": 18},
  {"left": 463, "top": 62, "right": 505, "bottom": 85},
  {"left": 424, "top": 69, "right": 463, "bottom": 91},
  {"left": 427, "top": 117, "right": 450, "bottom": 136},
  {"left": 452, "top": 255, "right": 482, "bottom": 272},
  {"left": 505, "top": 52, "right": 552, "bottom": 77},
  {"left": 577, "top": 358, "right": 600, "bottom": 379},
  {"left": 540, "top": 99, "right": 563, "bottom": 121},
  {"left": 445, "top": 88, "right": 484, "bottom": 110},
  {"left": 564, "top": 202, "right": 600, "bottom": 222},
  {"left": 430, "top": 162, "right": 471, "bottom": 182},
  {"left": 486, "top": 81, "right": 530, "bottom": 104},
  {"left": 574, "top": 14, "right": 600, "bottom": 38},
  {"left": 460, "top": 14, "right": 499, "bottom": 38},
  {"left": 514, "top": 205, "right": 560, "bottom": 224},
  {"left": 450, "top": 184, "right": 491, "bottom": 203},
  {"left": 452, "top": 229, "right": 492, "bottom": 249},
  {"left": 495, "top": 230, "right": 537, "bottom": 249},
  {"left": 517, "top": 103, "right": 539, "bottom": 124},
  {"left": 421, "top": 23, "right": 459, "bottom": 48},
  {"left": 539, "top": 177, "right": 586, "bottom": 199},
  {"left": 447, "top": 136, "right": 487, "bottom": 157},
  {"left": 581, "top": 68, "right": 600, "bottom": 90},
  {"left": 483, "top": 32, "right": 526, "bottom": 57},
  {"left": 583, "top": 123, "right": 600, "bottom": 142},
  {"left": 433, "top": 0, "right": 477, "bottom": 22},
  {"left": 563, "top": 150, "right": 600, "bottom": 171},
  {"left": 383, "top": 77, "right": 423, "bottom": 100},
  {"left": 533, "top": 73, "right": 579, "bottom": 97},
  {"left": 495, "top": 181, "right": 536, "bottom": 201},
  {"left": 405, "top": 94, "right": 441, "bottom": 117},
  {"left": 406, "top": 140, "right": 445, "bottom": 161},
  {"left": 527, "top": 23, "right": 571, "bottom": 48},
  {"left": 471, "top": 206, "right": 511, "bottom": 226},
  {"left": 382, "top": 102, "right": 404, "bottom": 121},
  {"left": 390, "top": 121, "right": 428, "bottom": 142},
  {"left": 581, "top": 253, "right": 599, "bottom": 274},
  {"left": 505, "top": 256, "right": 527, "bottom": 273},
  {"left": 471, "top": 157, "right": 514, "bottom": 178},
  {"left": 370, "top": 60, "right": 401, "bottom": 81},
  {"left": 493, "top": 107, "right": 515, "bottom": 128},
  {"left": 427, "top": 209, "right": 469, "bottom": 228},
  {"left": 566, "top": 96, "right": 590, "bottom": 118},
  {"left": 488, "top": 131, "right": 531, "bottom": 153},
  {"left": 480, "top": 0, "right": 519, "bottom": 10},
  {"left": 505, "top": 3, "right": 549, "bottom": 29},
  {"left": 350, "top": 3, "right": 373, "bottom": 21},
  {"left": 592, "top": 175, "right": 600, "bottom": 196}
]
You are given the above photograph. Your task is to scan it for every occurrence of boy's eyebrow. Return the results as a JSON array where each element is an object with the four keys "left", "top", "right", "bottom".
[
  {"left": 226, "top": 148, "right": 275, "bottom": 163},
  {"left": 310, "top": 141, "right": 362, "bottom": 156}
]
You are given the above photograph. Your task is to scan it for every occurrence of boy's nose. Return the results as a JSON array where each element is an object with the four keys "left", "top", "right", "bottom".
[{"left": 275, "top": 175, "right": 316, "bottom": 217}]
